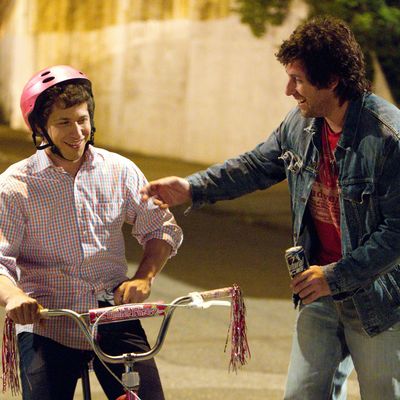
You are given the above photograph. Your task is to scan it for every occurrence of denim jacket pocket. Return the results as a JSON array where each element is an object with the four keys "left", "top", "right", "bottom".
[
  {"left": 340, "top": 181, "right": 377, "bottom": 248},
  {"left": 378, "top": 267, "right": 400, "bottom": 308},
  {"left": 341, "top": 181, "right": 374, "bottom": 204}
]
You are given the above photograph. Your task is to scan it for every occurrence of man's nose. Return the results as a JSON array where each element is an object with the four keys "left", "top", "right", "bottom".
[
  {"left": 285, "top": 79, "right": 296, "bottom": 97},
  {"left": 70, "top": 122, "right": 84, "bottom": 137}
]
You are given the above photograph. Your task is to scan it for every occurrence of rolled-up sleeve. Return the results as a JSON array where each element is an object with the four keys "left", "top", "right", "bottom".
[{"left": 125, "top": 164, "right": 183, "bottom": 257}]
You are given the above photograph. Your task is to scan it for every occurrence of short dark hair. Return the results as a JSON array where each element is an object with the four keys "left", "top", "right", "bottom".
[
  {"left": 276, "top": 16, "right": 370, "bottom": 103},
  {"left": 29, "top": 80, "right": 95, "bottom": 135}
]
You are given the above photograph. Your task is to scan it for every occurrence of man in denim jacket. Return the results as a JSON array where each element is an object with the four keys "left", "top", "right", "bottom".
[{"left": 141, "top": 16, "right": 400, "bottom": 399}]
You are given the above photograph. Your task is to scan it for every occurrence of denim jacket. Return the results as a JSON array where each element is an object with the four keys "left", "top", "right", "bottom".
[{"left": 188, "top": 92, "right": 400, "bottom": 337}]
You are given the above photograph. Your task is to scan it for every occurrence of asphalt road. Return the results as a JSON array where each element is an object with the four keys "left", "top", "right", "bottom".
[{"left": 0, "top": 127, "right": 360, "bottom": 399}]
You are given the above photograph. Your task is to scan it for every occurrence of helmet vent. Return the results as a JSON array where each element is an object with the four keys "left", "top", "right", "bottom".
[
  {"left": 42, "top": 76, "right": 55, "bottom": 83},
  {"left": 40, "top": 71, "right": 51, "bottom": 77}
]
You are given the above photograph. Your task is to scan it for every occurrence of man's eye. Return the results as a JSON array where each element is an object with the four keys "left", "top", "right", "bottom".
[{"left": 57, "top": 121, "right": 70, "bottom": 126}]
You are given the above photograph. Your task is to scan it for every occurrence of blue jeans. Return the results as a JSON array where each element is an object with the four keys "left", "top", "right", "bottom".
[{"left": 284, "top": 297, "right": 400, "bottom": 400}]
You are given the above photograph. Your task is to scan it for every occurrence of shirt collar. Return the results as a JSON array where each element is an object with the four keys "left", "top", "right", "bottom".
[{"left": 30, "top": 145, "right": 105, "bottom": 174}]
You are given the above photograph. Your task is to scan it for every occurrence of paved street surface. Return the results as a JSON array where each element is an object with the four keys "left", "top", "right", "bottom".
[{"left": 0, "top": 126, "right": 360, "bottom": 399}]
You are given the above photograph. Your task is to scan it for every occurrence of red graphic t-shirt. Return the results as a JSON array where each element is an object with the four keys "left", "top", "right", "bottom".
[{"left": 308, "top": 121, "right": 342, "bottom": 265}]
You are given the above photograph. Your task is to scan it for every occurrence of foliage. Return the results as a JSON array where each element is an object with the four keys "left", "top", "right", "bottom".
[
  {"left": 233, "top": 0, "right": 291, "bottom": 37},
  {"left": 233, "top": 0, "right": 400, "bottom": 104}
]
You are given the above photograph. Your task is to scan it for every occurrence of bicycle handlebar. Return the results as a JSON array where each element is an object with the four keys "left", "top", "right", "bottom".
[
  {"left": 2, "top": 285, "right": 248, "bottom": 396},
  {"left": 39, "top": 287, "right": 234, "bottom": 366}
]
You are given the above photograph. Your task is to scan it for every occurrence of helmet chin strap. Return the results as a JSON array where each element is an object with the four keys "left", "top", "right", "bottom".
[
  {"left": 32, "top": 127, "right": 95, "bottom": 161},
  {"left": 32, "top": 131, "right": 52, "bottom": 150},
  {"left": 49, "top": 143, "right": 75, "bottom": 161}
]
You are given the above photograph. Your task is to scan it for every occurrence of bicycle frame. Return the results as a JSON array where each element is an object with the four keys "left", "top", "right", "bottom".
[{"left": 39, "top": 286, "right": 243, "bottom": 400}]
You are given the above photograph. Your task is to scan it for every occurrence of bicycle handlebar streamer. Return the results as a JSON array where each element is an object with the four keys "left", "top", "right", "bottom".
[
  {"left": 2, "top": 316, "right": 20, "bottom": 394},
  {"left": 227, "top": 284, "right": 251, "bottom": 372}
]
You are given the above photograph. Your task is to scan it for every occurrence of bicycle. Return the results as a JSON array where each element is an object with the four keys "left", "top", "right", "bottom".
[{"left": 2, "top": 285, "right": 250, "bottom": 400}]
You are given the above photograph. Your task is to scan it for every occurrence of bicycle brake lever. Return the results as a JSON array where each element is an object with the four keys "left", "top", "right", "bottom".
[{"left": 199, "top": 300, "right": 231, "bottom": 309}]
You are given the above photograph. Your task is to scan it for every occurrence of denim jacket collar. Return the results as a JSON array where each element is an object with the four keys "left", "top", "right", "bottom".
[{"left": 339, "top": 94, "right": 365, "bottom": 150}]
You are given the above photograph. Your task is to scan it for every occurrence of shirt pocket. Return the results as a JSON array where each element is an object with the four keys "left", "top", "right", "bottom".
[{"left": 94, "top": 201, "right": 124, "bottom": 227}]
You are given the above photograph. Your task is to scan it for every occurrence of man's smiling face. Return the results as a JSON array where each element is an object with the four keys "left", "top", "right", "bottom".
[
  {"left": 285, "top": 60, "right": 337, "bottom": 119},
  {"left": 45, "top": 102, "right": 91, "bottom": 163}
]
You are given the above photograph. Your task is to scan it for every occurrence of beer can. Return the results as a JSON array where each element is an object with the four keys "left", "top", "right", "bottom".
[
  {"left": 285, "top": 246, "right": 309, "bottom": 278},
  {"left": 284, "top": 246, "right": 309, "bottom": 308}
]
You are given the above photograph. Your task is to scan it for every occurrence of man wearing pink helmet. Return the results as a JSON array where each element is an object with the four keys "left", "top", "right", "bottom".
[
  {"left": 0, "top": 65, "right": 183, "bottom": 399},
  {"left": 20, "top": 65, "right": 96, "bottom": 160}
]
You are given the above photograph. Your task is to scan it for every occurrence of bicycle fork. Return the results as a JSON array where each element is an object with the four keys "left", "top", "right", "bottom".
[{"left": 115, "top": 359, "right": 140, "bottom": 400}]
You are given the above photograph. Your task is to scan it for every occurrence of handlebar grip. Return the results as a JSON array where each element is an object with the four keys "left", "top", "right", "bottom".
[
  {"left": 198, "top": 287, "right": 233, "bottom": 301},
  {"left": 39, "top": 308, "right": 49, "bottom": 319}
]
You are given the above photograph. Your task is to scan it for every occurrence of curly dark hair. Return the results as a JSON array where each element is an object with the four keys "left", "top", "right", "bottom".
[{"left": 276, "top": 16, "right": 370, "bottom": 103}]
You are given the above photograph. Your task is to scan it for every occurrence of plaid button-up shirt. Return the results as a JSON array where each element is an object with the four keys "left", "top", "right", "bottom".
[{"left": 0, "top": 146, "right": 182, "bottom": 349}]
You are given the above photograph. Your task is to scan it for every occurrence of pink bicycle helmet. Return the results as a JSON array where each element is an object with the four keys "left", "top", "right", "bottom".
[{"left": 20, "top": 65, "right": 91, "bottom": 129}]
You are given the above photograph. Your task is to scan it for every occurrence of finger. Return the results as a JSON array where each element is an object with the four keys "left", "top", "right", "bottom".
[
  {"left": 292, "top": 278, "right": 309, "bottom": 294},
  {"left": 123, "top": 287, "right": 136, "bottom": 304},
  {"left": 23, "top": 304, "right": 37, "bottom": 324},
  {"left": 301, "top": 291, "right": 319, "bottom": 304},
  {"left": 19, "top": 306, "right": 31, "bottom": 324},
  {"left": 20, "top": 306, "right": 28, "bottom": 324},
  {"left": 139, "top": 186, "right": 148, "bottom": 194},
  {"left": 113, "top": 288, "right": 124, "bottom": 305},
  {"left": 32, "top": 306, "right": 41, "bottom": 323},
  {"left": 146, "top": 197, "right": 169, "bottom": 209},
  {"left": 128, "top": 288, "right": 147, "bottom": 304},
  {"left": 139, "top": 185, "right": 152, "bottom": 195},
  {"left": 140, "top": 193, "right": 150, "bottom": 201},
  {"left": 6, "top": 310, "right": 18, "bottom": 324},
  {"left": 298, "top": 286, "right": 314, "bottom": 299},
  {"left": 291, "top": 272, "right": 309, "bottom": 286},
  {"left": 144, "top": 183, "right": 161, "bottom": 197},
  {"left": 152, "top": 198, "right": 165, "bottom": 206}
]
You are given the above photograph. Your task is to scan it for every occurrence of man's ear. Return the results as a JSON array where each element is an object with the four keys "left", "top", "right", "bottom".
[{"left": 328, "top": 76, "right": 340, "bottom": 90}]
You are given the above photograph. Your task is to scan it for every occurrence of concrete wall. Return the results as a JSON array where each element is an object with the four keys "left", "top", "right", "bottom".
[{"left": 0, "top": 0, "right": 393, "bottom": 164}]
